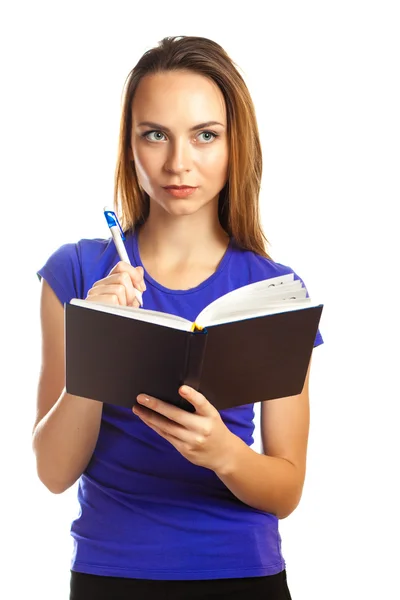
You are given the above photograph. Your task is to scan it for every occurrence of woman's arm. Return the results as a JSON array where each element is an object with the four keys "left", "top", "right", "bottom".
[
  {"left": 33, "top": 263, "right": 147, "bottom": 493},
  {"left": 214, "top": 357, "right": 312, "bottom": 519},
  {"left": 131, "top": 356, "right": 313, "bottom": 519},
  {"left": 32, "top": 280, "right": 103, "bottom": 494}
]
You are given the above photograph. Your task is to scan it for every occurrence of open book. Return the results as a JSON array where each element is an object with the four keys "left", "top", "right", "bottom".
[
  {"left": 70, "top": 273, "right": 317, "bottom": 330},
  {"left": 65, "top": 274, "right": 323, "bottom": 411}
]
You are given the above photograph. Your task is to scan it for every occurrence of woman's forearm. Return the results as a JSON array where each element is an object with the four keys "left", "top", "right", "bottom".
[
  {"left": 32, "top": 389, "right": 103, "bottom": 494},
  {"left": 214, "top": 435, "right": 304, "bottom": 519}
]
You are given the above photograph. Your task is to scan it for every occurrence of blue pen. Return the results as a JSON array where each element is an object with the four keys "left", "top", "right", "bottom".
[{"left": 103, "top": 206, "right": 143, "bottom": 307}]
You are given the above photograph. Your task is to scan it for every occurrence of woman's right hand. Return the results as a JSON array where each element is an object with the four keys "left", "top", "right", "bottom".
[{"left": 86, "top": 262, "right": 146, "bottom": 307}]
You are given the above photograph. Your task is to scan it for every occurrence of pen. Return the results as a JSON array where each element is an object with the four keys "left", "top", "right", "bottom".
[{"left": 103, "top": 206, "right": 143, "bottom": 307}]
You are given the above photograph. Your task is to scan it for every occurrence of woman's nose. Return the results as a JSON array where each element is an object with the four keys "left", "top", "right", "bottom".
[{"left": 164, "top": 139, "right": 193, "bottom": 174}]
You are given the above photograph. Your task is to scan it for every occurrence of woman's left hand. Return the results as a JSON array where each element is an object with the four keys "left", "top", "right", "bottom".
[{"left": 132, "top": 386, "right": 235, "bottom": 472}]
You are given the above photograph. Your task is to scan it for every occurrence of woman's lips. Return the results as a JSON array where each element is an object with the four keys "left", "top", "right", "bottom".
[{"left": 163, "top": 186, "right": 198, "bottom": 198}]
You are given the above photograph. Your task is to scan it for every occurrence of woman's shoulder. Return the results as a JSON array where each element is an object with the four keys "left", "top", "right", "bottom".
[
  {"left": 76, "top": 235, "right": 117, "bottom": 264},
  {"left": 37, "top": 235, "right": 117, "bottom": 304},
  {"left": 39, "top": 235, "right": 116, "bottom": 275}
]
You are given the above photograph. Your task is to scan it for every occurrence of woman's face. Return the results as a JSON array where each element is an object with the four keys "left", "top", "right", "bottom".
[{"left": 130, "top": 70, "right": 229, "bottom": 218}]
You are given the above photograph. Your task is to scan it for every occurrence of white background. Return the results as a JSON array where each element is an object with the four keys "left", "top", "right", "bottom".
[{"left": 1, "top": 1, "right": 399, "bottom": 598}]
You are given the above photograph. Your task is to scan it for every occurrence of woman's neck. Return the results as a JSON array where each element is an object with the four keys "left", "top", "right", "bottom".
[
  {"left": 137, "top": 212, "right": 229, "bottom": 269},
  {"left": 135, "top": 207, "right": 230, "bottom": 290}
]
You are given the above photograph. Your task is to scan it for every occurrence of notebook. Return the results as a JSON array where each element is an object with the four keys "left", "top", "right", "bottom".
[{"left": 65, "top": 273, "right": 323, "bottom": 412}]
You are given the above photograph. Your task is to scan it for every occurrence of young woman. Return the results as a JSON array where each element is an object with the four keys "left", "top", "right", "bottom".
[{"left": 34, "top": 35, "right": 323, "bottom": 600}]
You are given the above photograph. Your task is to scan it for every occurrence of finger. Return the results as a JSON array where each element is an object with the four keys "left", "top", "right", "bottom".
[
  {"left": 113, "top": 264, "right": 146, "bottom": 306},
  {"left": 133, "top": 266, "right": 146, "bottom": 292},
  {"left": 86, "top": 283, "right": 128, "bottom": 306},
  {"left": 136, "top": 394, "right": 200, "bottom": 427},
  {"left": 93, "top": 269, "right": 144, "bottom": 306},
  {"left": 133, "top": 405, "right": 190, "bottom": 443},
  {"left": 110, "top": 262, "right": 147, "bottom": 293},
  {"left": 130, "top": 296, "right": 141, "bottom": 308},
  {"left": 178, "top": 386, "right": 215, "bottom": 416},
  {"left": 114, "top": 271, "right": 141, "bottom": 306}
]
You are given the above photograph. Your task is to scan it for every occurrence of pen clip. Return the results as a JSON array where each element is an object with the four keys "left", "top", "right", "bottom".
[{"left": 104, "top": 208, "right": 126, "bottom": 241}]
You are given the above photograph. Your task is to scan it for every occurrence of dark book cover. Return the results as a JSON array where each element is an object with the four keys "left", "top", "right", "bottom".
[{"left": 65, "top": 303, "right": 323, "bottom": 412}]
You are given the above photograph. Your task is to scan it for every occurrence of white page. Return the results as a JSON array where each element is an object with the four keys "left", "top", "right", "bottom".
[
  {"left": 196, "top": 287, "right": 309, "bottom": 327},
  {"left": 195, "top": 273, "right": 300, "bottom": 326},
  {"left": 70, "top": 299, "right": 193, "bottom": 331},
  {"left": 69, "top": 274, "right": 309, "bottom": 332},
  {"left": 201, "top": 298, "right": 321, "bottom": 328},
  {"left": 210, "top": 279, "right": 304, "bottom": 302}
]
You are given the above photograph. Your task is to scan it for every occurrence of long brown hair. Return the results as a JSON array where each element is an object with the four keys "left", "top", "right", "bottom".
[{"left": 114, "top": 35, "right": 272, "bottom": 259}]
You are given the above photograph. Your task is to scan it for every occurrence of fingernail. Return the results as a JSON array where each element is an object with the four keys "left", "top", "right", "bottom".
[{"left": 137, "top": 395, "right": 150, "bottom": 403}]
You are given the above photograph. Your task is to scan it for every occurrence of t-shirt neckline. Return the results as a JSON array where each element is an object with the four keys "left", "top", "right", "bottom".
[{"left": 130, "top": 227, "right": 234, "bottom": 295}]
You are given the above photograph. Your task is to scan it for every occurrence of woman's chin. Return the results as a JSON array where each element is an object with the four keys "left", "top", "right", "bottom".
[
  {"left": 161, "top": 197, "right": 208, "bottom": 217},
  {"left": 148, "top": 193, "right": 217, "bottom": 218}
]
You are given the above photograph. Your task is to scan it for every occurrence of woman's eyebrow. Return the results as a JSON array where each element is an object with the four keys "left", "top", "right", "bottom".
[{"left": 137, "top": 120, "right": 225, "bottom": 132}]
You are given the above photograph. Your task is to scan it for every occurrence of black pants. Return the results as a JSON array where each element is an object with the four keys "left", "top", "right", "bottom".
[{"left": 70, "top": 569, "right": 292, "bottom": 599}]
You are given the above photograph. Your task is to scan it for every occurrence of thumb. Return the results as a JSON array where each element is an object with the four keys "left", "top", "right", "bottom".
[{"left": 135, "top": 266, "right": 146, "bottom": 291}]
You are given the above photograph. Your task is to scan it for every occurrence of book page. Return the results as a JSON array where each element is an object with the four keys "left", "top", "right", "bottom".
[
  {"left": 69, "top": 299, "right": 193, "bottom": 331},
  {"left": 195, "top": 274, "right": 317, "bottom": 328},
  {"left": 202, "top": 298, "right": 315, "bottom": 327}
]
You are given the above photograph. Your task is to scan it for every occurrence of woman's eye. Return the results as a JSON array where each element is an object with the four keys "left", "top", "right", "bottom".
[
  {"left": 198, "top": 131, "right": 217, "bottom": 143},
  {"left": 142, "top": 130, "right": 218, "bottom": 143},
  {"left": 143, "top": 131, "right": 166, "bottom": 142}
]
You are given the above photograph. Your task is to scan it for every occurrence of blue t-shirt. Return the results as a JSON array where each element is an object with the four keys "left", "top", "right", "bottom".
[{"left": 37, "top": 228, "right": 323, "bottom": 581}]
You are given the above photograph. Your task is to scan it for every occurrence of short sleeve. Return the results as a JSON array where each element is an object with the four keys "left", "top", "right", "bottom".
[
  {"left": 291, "top": 269, "right": 324, "bottom": 348},
  {"left": 37, "top": 242, "right": 83, "bottom": 305}
]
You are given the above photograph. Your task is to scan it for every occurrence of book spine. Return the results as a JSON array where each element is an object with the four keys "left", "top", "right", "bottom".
[{"left": 183, "top": 329, "right": 208, "bottom": 391}]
